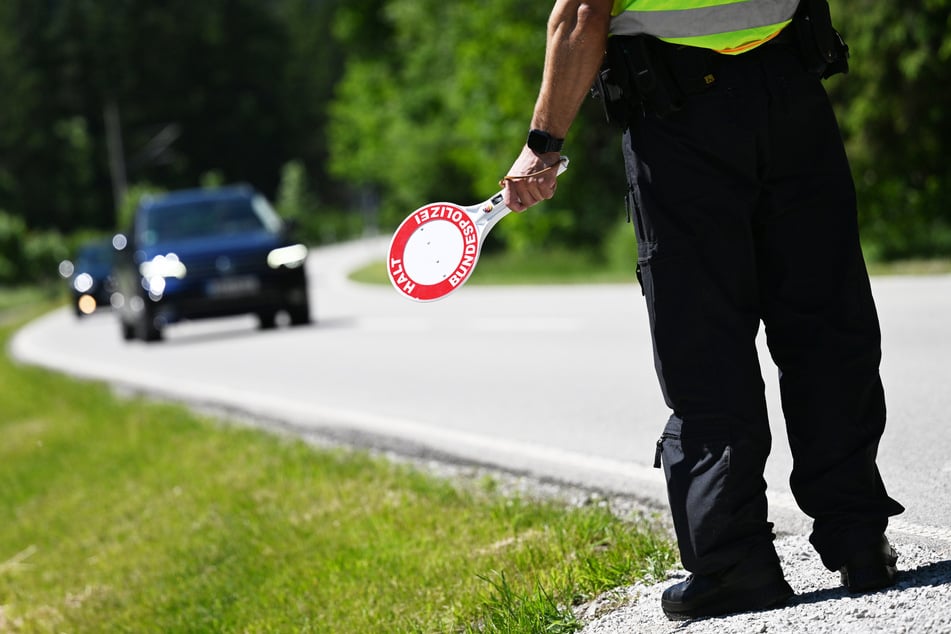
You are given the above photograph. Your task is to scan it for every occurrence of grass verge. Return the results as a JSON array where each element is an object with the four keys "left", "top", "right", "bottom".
[
  {"left": 0, "top": 286, "right": 60, "bottom": 322},
  {"left": 352, "top": 235, "right": 951, "bottom": 288},
  {"left": 352, "top": 249, "right": 639, "bottom": 287},
  {"left": 0, "top": 301, "right": 675, "bottom": 633}
]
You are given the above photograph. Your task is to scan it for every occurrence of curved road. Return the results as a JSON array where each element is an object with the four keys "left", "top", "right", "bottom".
[{"left": 11, "top": 238, "right": 951, "bottom": 555}]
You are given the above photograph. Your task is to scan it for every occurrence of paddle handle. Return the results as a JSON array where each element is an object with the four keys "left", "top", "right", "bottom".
[{"left": 476, "top": 156, "right": 570, "bottom": 232}]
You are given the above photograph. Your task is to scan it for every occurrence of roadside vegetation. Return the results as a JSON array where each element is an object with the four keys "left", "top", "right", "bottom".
[
  {"left": 5, "top": 242, "right": 950, "bottom": 632},
  {"left": 5, "top": 2, "right": 951, "bottom": 276},
  {"left": 352, "top": 220, "right": 951, "bottom": 287},
  {"left": 0, "top": 298, "right": 676, "bottom": 633}
]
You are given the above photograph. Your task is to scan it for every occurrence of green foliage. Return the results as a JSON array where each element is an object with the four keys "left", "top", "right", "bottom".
[
  {"left": 117, "top": 183, "right": 166, "bottom": 232},
  {"left": 22, "top": 230, "right": 70, "bottom": 285},
  {"left": 274, "top": 159, "right": 367, "bottom": 245},
  {"left": 327, "top": 0, "right": 627, "bottom": 252},
  {"left": 0, "top": 0, "right": 347, "bottom": 235},
  {"left": 0, "top": 211, "right": 26, "bottom": 281},
  {"left": 275, "top": 159, "right": 312, "bottom": 222},
  {"left": 0, "top": 211, "right": 70, "bottom": 284},
  {"left": 2, "top": 1, "right": 951, "bottom": 261},
  {"left": 200, "top": 170, "right": 226, "bottom": 189},
  {"left": 829, "top": 0, "right": 951, "bottom": 259}
]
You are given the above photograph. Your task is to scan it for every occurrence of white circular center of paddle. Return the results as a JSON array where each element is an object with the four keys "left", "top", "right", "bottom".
[{"left": 401, "top": 220, "right": 464, "bottom": 285}]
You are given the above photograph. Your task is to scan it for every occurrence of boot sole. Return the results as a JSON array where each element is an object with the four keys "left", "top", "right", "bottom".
[
  {"left": 840, "top": 543, "right": 898, "bottom": 593},
  {"left": 841, "top": 563, "right": 898, "bottom": 593},
  {"left": 662, "top": 580, "right": 794, "bottom": 620}
]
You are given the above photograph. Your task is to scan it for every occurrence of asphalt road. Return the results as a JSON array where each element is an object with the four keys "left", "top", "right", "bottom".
[{"left": 10, "top": 237, "right": 951, "bottom": 556}]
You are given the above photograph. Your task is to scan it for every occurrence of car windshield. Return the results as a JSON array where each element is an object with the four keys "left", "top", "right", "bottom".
[
  {"left": 138, "top": 195, "right": 282, "bottom": 246},
  {"left": 76, "top": 243, "right": 113, "bottom": 268}
]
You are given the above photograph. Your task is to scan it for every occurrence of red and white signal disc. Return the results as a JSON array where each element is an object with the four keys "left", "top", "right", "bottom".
[{"left": 387, "top": 203, "right": 480, "bottom": 302}]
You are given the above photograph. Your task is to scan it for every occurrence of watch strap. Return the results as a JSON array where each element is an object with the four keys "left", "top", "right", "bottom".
[{"left": 527, "top": 129, "right": 564, "bottom": 154}]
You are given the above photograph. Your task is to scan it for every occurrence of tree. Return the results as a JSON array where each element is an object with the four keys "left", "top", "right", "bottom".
[
  {"left": 327, "top": 0, "right": 628, "bottom": 254},
  {"left": 829, "top": 0, "right": 951, "bottom": 259},
  {"left": 0, "top": 0, "right": 345, "bottom": 235},
  {"left": 0, "top": 1, "right": 106, "bottom": 232}
]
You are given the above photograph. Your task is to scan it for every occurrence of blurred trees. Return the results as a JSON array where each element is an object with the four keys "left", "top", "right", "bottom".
[
  {"left": 327, "top": 0, "right": 625, "bottom": 254},
  {"left": 829, "top": 0, "right": 951, "bottom": 259},
  {"left": 0, "top": 0, "right": 338, "bottom": 235},
  {"left": 0, "top": 0, "right": 950, "bottom": 279}
]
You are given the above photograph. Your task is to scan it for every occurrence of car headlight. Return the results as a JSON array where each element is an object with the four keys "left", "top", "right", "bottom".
[
  {"left": 267, "top": 244, "right": 308, "bottom": 269},
  {"left": 73, "top": 272, "right": 94, "bottom": 293},
  {"left": 139, "top": 253, "right": 187, "bottom": 279}
]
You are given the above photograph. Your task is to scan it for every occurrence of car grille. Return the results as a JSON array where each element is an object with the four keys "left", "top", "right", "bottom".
[{"left": 179, "top": 251, "right": 267, "bottom": 278}]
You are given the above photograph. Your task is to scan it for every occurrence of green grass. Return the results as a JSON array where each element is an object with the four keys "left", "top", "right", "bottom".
[
  {"left": 353, "top": 248, "right": 639, "bottom": 287},
  {"left": 866, "top": 258, "right": 951, "bottom": 276},
  {"left": 0, "top": 301, "right": 675, "bottom": 633},
  {"left": 0, "top": 286, "right": 60, "bottom": 322},
  {"left": 355, "top": 222, "right": 641, "bottom": 287},
  {"left": 355, "top": 229, "right": 951, "bottom": 288},
  {"left": 356, "top": 253, "right": 951, "bottom": 287}
]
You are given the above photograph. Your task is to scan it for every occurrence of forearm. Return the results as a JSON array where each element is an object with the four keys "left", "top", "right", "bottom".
[
  {"left": 501, "top": 0, "right": 612, "bottom": 211},
  {"left": 531, "top": 0, "right": 612, "bottom": 138}
]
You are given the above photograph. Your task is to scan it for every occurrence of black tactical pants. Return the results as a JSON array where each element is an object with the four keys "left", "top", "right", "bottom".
[{"left": 623, "top": 40, "right": 904, "bottom": 575}]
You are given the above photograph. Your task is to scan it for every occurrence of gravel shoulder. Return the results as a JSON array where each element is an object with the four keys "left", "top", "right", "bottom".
[
  {"left": 360, "top": 436, "right": 951, "bottom": 634},
  {"left": 577, "top": 534, "right": 951, "bottom": 633}
]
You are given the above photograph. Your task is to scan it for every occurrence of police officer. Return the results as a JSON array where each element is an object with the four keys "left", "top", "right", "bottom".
[{"left": 502, "top": 0, "right": 905, "bottom": 621}]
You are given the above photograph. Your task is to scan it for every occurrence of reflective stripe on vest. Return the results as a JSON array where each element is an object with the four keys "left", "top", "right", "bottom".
[{"left": 610, "top": 0, "right": 799, "bottom": 54}]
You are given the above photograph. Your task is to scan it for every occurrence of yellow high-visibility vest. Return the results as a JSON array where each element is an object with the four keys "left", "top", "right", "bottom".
[{"left": 610, "top": 0, "right": 799, "bottom": 54}]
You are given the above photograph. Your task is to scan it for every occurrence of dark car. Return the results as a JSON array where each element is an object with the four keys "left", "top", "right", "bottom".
[
  {"left": 113, "top": 185, "right": 311, "bottom": 342},
  {"left": 60, "top": 238, "right": 117, "bottom": 317}
]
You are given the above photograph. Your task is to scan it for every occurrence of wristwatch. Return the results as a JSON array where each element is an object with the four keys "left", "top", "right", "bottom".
[{"left": 527, "top": 129, "right": 564, "bottom": 155}]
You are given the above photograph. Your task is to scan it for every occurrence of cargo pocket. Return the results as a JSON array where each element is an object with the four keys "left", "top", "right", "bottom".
[{"left": 654, "top": 417, "right": 734, "bottom": 569}]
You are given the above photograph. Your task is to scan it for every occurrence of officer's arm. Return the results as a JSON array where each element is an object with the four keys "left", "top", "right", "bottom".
[{"left": 502, "top": 0, "right": 613, "bottom": 212}]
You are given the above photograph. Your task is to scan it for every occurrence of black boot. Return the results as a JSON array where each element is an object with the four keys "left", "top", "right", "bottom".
[
  {"left": 839, "top": 534, "right": 898, "bottom": 593},
  {"left": 661, "top": 557, "right": 794, "bottom": 620}
]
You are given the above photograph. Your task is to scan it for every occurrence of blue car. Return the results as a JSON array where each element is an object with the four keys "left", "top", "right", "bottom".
[
  {"left": 62, "top": 238, "right": 117, "bottom": 317},
  {"left": 113, "top": 185, "right": 311, "bottom": 342}
]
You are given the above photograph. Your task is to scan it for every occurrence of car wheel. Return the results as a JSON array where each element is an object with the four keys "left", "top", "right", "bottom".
[
  {"left": 136, "top": 309, "right": 163, "bottom": 342},
  {"left": 288, "top": 304, "right": 311, "bottom": 326},
  {"left": 121, "top": 320, "right": 136, "bottom": 341},
  {"left": 258, "top": 311, "right": 277, "bottom": 330}
]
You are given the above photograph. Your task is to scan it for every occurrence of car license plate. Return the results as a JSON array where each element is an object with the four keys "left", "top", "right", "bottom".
[{"left": 206, "top": 275, "right": 260, "bottom": 297}]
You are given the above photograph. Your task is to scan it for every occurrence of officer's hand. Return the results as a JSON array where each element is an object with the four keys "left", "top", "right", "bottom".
[{"left": 501, "top": 146, "right": 562, "bottom": 212}]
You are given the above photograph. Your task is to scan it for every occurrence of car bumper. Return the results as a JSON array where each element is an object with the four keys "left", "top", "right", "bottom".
[{"left": 145, "top": 268, "right": 309, "bottom": 324}]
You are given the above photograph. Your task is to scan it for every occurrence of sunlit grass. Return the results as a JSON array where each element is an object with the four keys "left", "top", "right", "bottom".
[
  {"left": 352, "top": 248, "right": 638, "bottom": 287},
  {"left": 353, "top": 233, "right": 951, "bottom": 287},
  {"left": 866, "top": 258, "right": 951, "bottom": 276},
  {"left": 0, "top": 300, "right": 675, "bottom": 633},
  {"left": 0, "top": 285, "right": 59, "bottom": 319},
  {"left": 354, "top": 221, "right": 640, "bottom": 287}
]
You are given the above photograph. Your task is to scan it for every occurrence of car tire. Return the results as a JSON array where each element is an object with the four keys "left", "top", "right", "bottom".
[
  {"left": 121, "top": 320, "right": 136, "bottom": 341},
  {"left": 288, "top": 304, "right": 311, "bottom": 326},
  {"left": 258, "top": 311, "right": 277, "bottom": 330},
  {"left": 136, "top": 308, "right": 163, "bottom": 342}
]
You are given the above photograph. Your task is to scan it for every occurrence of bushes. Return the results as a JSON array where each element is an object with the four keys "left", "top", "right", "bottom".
[
  {"left": 275, "top": 159, "right": 369, "bottom": 245},
  {"left": 0, "top": 211, "right": 71, "bottom": 286},
  {"left": 828, "top": 1, "right": 951, "bottom": 261},
  {"left": 0, "top": 212, "right": 25, "bottom": 281}
]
